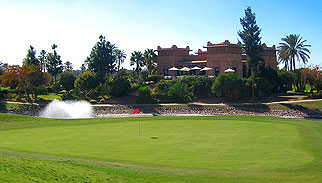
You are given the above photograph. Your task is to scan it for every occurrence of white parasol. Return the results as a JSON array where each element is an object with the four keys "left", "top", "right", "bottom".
[{"left": 224, "top": 68, "right": 235, "bottom": 73}]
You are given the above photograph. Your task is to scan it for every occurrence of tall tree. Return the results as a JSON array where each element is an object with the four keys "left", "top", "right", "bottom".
[
  {"left": 81, "top": 63, "right": 86, "bottom": 74},
  {"left": 23, "top": 45, "right": 40, "bottom": 66},
  {"left": 0, "top": 65, "right": 20, "bottom": 89},
  {"left": 130, "top": 51, "right": 145, "bottom": 76},
  {"left": 237, "top": 6, "right": 263, "bottom": 98},
  {"left": 114, "top": 49, "right": 126, "bottom": 72},
  {"left": 38, "top": 50, "right": 47, "bottom": 72},
  {"left": 20, "top": 65, "right": 48, "bottom": 101},
  {"left": 1, "top": 65, "right": 48, "bottom": 100},
  {"left": 144, "top": 49, "right": 158, "bottom": 75},
  {"left": 86, "top": 35, "right": 116, "bottom": 83},
  {"left": 59, "top": 71, "right": 76, "bottom": 94},
  {"left": 46, "top": 44, "right": 63, "bottom": 91},
  {"left": 0, "top": 61, "right": 4, "bottom": 77},
  {"left": 278, "top": 34, "right": 311, "bottom": 70},
  {"left": 64, "top": 61, "right": 73, "bottom": 71}
]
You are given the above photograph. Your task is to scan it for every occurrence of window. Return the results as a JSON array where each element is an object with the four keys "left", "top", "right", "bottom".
[
  {"left": 164, "top": 69, "right": 169, "bottom": 76},
  {"left": 242, "top": 65, "right": 247, "bottom": 78},
  {"left": 215, "top": 67, "right": 220, "bottom": 76}
]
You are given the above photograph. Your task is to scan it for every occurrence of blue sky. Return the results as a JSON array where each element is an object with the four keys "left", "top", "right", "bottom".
[{"left": 0, "top": 0, "right": 321, "bottom": 69}]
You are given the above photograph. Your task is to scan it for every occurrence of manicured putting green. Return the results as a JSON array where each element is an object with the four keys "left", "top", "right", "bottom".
[{"left": 0, "top": 116, "right": 313, "bottom": 170}]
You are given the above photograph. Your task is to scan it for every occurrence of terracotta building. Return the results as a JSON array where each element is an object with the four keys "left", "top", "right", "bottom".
[{"left": 157, "top": 40, "right": 277, "bottom": 78}]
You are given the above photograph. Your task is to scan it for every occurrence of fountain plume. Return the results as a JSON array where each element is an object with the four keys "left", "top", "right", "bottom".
[{"left": 40, "top": 100, "right": 93, "bottom": 119}]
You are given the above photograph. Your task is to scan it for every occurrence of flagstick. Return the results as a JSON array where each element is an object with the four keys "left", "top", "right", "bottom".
[{"left": 139, "top": 120, "right": 141, "bottom": 136}]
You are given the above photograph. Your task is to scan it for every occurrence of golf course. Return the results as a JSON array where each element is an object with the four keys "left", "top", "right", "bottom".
[{"left": 0, "top": 113, "right": 321, "bottom": 182}]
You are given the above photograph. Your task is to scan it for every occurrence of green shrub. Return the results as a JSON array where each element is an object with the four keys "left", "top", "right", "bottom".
[
  {"left": 130, "top": 83, "right": 139, "bottom": 93},
  {"left": 37, "top": 87, "right": 48, "bottom": 95},
  {"left": 90, "top": 99, "right": 97, "bottom": 104},
  {"left": 179, "top": 76, "right": 213, "bottom": 98},
  {"left": 176, "top": 76, "right": 213, "bottom": 99},
  {"left": 212, "top": 73, "right": 245, "bottom": 101},
  {"left": 61, "top": 92, "right": 78, "bottom": 101},
  {"left": 152, "top": 80, "right": 176, "bottom": 102},
  {"left": 59, "top": 71, "right": 76, "bottom": 93},
  {"left": 11, "top": 88, "right": 25, "bottom": 95},
  {"left": 255, "top": 77, "right": 272, "bottom": 97},
  {"left": 137, "top": 86, "right": 155, "bottom": 104},
  {"left": 74, "top": 71, "right": 99, "bottom": 99},
  {"left": 0, "top": 88, "right": 8, "bottom": 100},
  {"left": 147, "top": 75, "right": 163, "bottom": 83},
  {"left": 168, "top": 82, "right": 192, "bottom": 103},
  {"left": 258, "top": 67, "right": 278, "bottom": 93},
  {"left": 46, "top": 86, "right": 54, "bottom": 93},
  {"left": 141, "top": 71, "right": 149, "bottom": 81},
  {"left": 108, "top": 76, "right": 131, "bottom": 97}
]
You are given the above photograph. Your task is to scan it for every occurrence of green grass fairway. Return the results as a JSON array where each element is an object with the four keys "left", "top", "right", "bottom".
[{"left": 0, "top": 114, "right": 321, "bottom": 182}]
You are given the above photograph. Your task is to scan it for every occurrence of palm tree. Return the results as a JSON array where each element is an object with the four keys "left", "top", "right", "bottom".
[
  {"left": 278, "top": 34, "right": 311, "bottom": 70},
  {"left": 64, "top": 61, "right": 73, "bottom": 71},
  {"left": 144, "top": 49, "right": 157, "bottom": 75},
  {"left": 38, "top": 50, "right": 47, "bottom": 72},
  {"left": 130, "top": 51, "right": 145, "bottom": 76},
  {"left": 114, "top": 49, "right": 126, "bottom": 72}
]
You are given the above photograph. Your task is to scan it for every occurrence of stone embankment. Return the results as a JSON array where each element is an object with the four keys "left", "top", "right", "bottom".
[
  {"left": 93, "top": 105, "right": 322, "bottom": 119},
  {"left": 1, "top": 103, "right": 321, "bottom": 119}
]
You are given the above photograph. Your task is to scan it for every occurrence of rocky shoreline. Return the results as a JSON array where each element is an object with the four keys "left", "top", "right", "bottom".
[
  {"left": 1, "top": 104, "right": 321, "bottom": 119},
  {"left": 93, "top": 105, "right": 322, "bottom": 119}
]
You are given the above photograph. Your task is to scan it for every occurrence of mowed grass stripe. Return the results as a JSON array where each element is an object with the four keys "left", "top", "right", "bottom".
[{"left": 0, "top": 115, "right": 313, "bottom": 170}]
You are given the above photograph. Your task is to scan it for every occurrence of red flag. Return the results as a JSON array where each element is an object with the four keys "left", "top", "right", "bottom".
[{"left": 133, "top": 108, "right": 140, "bottom": 114}]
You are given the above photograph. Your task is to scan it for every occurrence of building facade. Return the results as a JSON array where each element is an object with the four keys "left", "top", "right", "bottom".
[{"left": 157, "top": 40, "right": 277, "bottom": 77}]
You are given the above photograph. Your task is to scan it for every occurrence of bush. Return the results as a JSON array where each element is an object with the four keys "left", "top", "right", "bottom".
[
  {"left": 259, "top": 67, "right": 278, "bottom": 93},
  {"left": 46, "top": 86, "right": 54, "bottom": 93},
  {"left": 37, "top": 87, "right": 48, "bottom": 95},
  {"left": 152, "top": 80, "right": 176, "bottom": 102},
  {"left": 137, "top": 86, "right": 155, "bottom": 104},
  {"left": 141, "top": 71, "right": 149, "bottom": 81},
  {"left": 168, "top": 82, "right": 192, "bottom": 103},
  {"left": 129, "top": 83, "right": 139, "bottom": 93},
  {"left": 255, "top": 77, "right": 272, "bottom": 97},
  {"left": 59, "top": 71, "right": 77, "bottom": 93},
  {"left": 307, "top": 93, "right": 322, "bottom": 99},
  {"left": 0, "top": 89, "right": 7, "bottom": 100},
  {"left": 90, "top": 99, "right": 97, "bottom": 104},
  {"left": 74, "top": 71, "right": 99, "bottom": 99},
  {"left": 10, "top": 88, "right": 25, "bottom": 97},
  {"left": 108, "top": 76, "right": 131, "bottom": 97},
  {"left": 147, "top": 75, "right": 163, "bottom": 83},
  {"left": 212, "top": 73, "right": 245, "bottom": 101},
  {"left": 61, "top": 92, "right": 78, "bottom": 101},
  {"left": 178, "top": 76, "right": 213, "bottom": 98}
]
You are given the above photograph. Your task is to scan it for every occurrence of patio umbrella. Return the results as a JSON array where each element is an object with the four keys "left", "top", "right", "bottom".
[
  {"left": 169, "top": 67, "right": 179, "bottom": 71},
  {"left": 180, "top": 67, "right": 191, "bottom": 72},
  {"left": 191, "top": 66, "right": 201, "bottom": 70},
  {"left": 224, "top": 68, "right": 235, "bottom": 73},
  {"left": 200, "top": 67, "right": 212, "bottom": 71}
]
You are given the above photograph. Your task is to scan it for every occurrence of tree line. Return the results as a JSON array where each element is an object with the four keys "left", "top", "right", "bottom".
[
  {"left": 0, "top": 34, "right": 159, "bottom": 102},
  {"left": 0, "top": 6, "right": 320, "bottom": 103}
]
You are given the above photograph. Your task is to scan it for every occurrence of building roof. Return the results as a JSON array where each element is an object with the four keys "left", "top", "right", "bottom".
[
  {"left": 157, "top": 45, "right": 191, "bottom": 51},
  {"left": 204, "top": 40, "right": 241, "bottom": 48}
]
